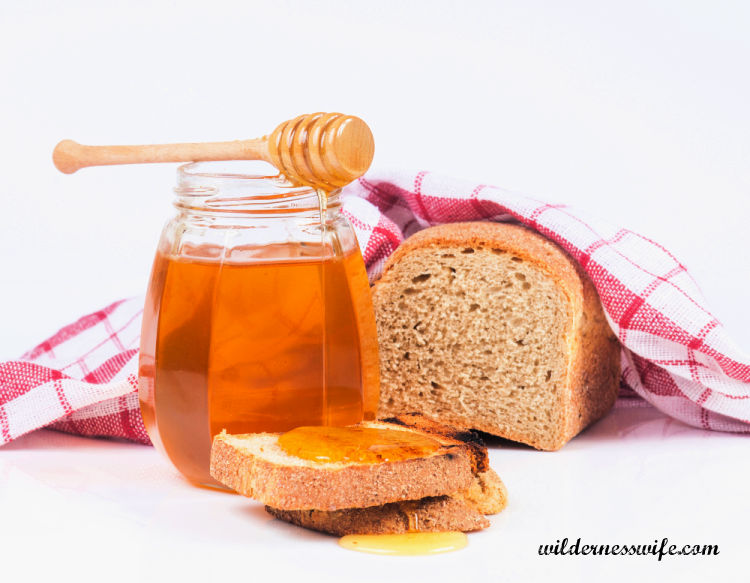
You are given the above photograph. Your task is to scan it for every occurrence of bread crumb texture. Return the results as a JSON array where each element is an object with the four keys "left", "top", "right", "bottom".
[
  {"left": 373, "top": 222, "right": 620, "bottom": 451},
  {"left": 266, "top": 496, "right": 489, "bottom": 536}
]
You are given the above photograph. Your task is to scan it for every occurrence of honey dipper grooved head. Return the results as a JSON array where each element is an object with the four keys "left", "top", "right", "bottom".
[{"left": 267, "top": 113, "right": 374, "bottom": 190}]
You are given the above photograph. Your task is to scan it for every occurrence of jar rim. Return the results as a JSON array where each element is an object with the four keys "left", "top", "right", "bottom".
[
  {"left": 179, "top": 160, "right": 283, "bottom": 182},
  {"left": 174, "top": 161, "right": 338, "bottom": 214}
]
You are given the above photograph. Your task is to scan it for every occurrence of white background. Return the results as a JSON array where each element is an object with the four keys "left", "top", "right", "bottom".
[
  {"left": 1, "top": 2, "right": 749, "bottom": 582},
  {"left": 1, "top": 0, "right": 749, "bottom": 358}
]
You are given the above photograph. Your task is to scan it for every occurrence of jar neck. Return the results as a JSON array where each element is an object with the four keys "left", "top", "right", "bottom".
[{"left": 173, "top": 161, "right": 340, "bottom": 218}]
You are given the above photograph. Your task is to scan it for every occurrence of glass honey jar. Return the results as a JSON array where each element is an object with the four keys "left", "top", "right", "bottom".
[{"left": 138, "top": 161, "right": 380, "bottom": 486}]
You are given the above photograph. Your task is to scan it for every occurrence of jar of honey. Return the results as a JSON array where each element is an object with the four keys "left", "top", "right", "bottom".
[{"left": 138, "top": 161, "right": 380, "bottom": 486}]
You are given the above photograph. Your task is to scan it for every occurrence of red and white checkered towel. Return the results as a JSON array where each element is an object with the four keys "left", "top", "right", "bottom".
[{"left": 2, "top": 169, "right": 749, "bottom": 446}]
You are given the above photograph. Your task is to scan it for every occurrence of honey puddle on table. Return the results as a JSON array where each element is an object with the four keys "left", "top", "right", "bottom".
[{"left": 338, "top": 532, "right": 468, "bottom": 556}]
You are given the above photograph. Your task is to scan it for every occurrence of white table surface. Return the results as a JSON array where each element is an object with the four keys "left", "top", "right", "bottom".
[{"left": 1, "top": 400, "right": 747, "bottom": 583}]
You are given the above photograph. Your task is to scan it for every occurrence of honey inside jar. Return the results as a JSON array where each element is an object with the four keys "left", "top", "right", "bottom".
[
  {"left": 138, "top": 162, "right": 380, "bottom": 487},
  {"left": 140, "top": 243, "right": 378, "bottom": 484},
  {"left": 278, "top": 425, "right": 441, "bottom": 464}
]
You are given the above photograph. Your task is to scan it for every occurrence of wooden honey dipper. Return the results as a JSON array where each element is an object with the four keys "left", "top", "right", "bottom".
[{"left": 53, "top": 112, "right": 374, "bottom": 191}]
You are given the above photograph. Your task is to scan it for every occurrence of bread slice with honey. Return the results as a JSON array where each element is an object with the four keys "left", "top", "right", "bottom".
[
  {"left": 211, "top": 414, "right": 508, "bottom": 535},
  {"left": 210, "top": 417, "right": 482, "bottom": 512},
  {"left": 372, "top": 222, "right": 621, "bottom": 451}
]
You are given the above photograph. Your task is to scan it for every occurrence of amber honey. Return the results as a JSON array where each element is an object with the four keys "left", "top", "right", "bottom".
[
  {"left": 278, "top": 425, "right": 440, "bottom": 464},
  {"left": 139, "top": 240, "right": 379, "bottom": 485},
  {"left": 339, "top": 532, "right": 469, "bottom": 555}
]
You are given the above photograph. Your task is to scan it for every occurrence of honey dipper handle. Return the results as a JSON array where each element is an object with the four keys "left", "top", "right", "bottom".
[{"left": 52, "top": 138, "right": 272, "bottom": 174}]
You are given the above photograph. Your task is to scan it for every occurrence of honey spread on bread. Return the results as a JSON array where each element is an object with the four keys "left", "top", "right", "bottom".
[{"left": 277, "top": 425, "right": 441, "bottom": 463}]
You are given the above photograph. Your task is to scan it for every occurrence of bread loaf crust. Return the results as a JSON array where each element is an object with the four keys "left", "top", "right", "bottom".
[
  {"left": 563, "top": 258, "right": 621, "bottom": 446},
  {"left": 373, "top": 222, "right": 620, "bottom": 451}
]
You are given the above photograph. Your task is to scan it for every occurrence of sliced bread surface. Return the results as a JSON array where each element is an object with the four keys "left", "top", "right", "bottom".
[
  {"left": 372, "top": 222, "right": 620, "bottom": 451},
  {"left": 210, "top": 419, "right": 475, "bottom": 511},
  {"left": 266, "top": 467, "right": 507, "bottom": 535},
  {"left": 266, "top": 496, "right": 489, "bottom": 536}
]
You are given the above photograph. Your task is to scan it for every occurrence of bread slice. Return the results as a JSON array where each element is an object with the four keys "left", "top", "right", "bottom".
[
  {"left": 266, "top": 467, "right": 507, "bottom": 536},
  {"left": 266, "top": 495, "right": 489, "bottom": 536},
  {"left": 372, "top": 222, "right": 620, "bottom": 451},
  {"left": 263, "top": 416, "right": 508, "bottom": 536},
  {"left": 453, "top": 466, "right": 508, "bottom": 515},
  {"left": 210, "top": 419, "right": 477, "bottom": 511}
]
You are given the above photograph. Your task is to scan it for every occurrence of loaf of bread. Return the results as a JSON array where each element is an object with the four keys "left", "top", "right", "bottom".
[{"left": 372, "top": 222, "right": 620, "bottom": 451}]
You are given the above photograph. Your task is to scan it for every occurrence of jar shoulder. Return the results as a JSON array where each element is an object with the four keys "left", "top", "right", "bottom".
[{"left": 155, "top": 210, "right": 361, "bottom": 261}]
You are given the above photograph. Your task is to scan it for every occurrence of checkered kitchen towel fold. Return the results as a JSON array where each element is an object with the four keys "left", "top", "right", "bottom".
[{"left": 2, "top": 169, "right": 749, "bottom": 446}]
